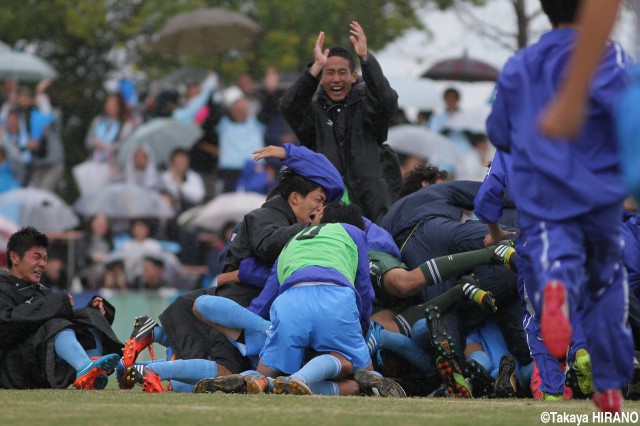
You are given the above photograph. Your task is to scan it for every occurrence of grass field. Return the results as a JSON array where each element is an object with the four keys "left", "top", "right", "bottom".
[{"left": 1, "top": 389, "right": 639, "bottom": 426}]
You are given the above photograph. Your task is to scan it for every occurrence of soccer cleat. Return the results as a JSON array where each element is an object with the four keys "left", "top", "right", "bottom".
[
  {"left": 572, "top": 349, "right": 593, "bottom": 396},
  {"left": 490, "top": 240, "right": 517, "bottom": 273},
  {"left": 541, "top": 280, "right": 572, "bottom": 358},
  {"left": 460, "top": 275, "right": 497, "bottom": 314},
  {"left": 425, "top": 306, "right": 472, "bottom": 398},
  {"left": 464, "top": 359, "right": 495, "bottom": 398},
  {"left": 494, "top": 354, "right": 517, "bottom": 398},
  {"left": 593, "top": 389, "right": 623, "bottom": 413},
  {"left": 73, "top": 353, "right": 120, "bottom": 390},
  {"left": 478, "top": 291, "right": 497, "bottom": 314},
  {"left": 122, "top": 316, "right": 157, "bottom": 368},
  {"left": 274, "top": 376, "right": 313, "bottom": 396},
  {"left": 116, "top": 359, "right": 136, "bottom": 390},
  {"left": 353, "top": 370, "right": 406, "bottom": 398},
  {"left": 193, "top": 374, "right": 246, "bottom": 394},
  {"left": 125, "top": 365, "right": 167, "bottom": 393},
  {"left": 365, "top": 320, "right": 384, "bottom": 368}
]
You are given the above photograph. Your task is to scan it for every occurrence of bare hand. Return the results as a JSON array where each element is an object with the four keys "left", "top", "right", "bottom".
[
  {"left": 91, "top": 297, "right": 106, "bottom": 316},
  {"left": 349, "top": 21, "right": 368, "bottom": 61},
  {"left": 68, "top": 293, "right": 74, "bottom": 307},
  {"left": 36, "top": 79, "right": 53, "bottom": 94},
  {"left": 311, "top": 206, "right": 325, "bottom": 225},
  {"left": 484, "top": 229, "right": 517, "bottom": 250},
  {"left": 252, "top": 146, "right": 286, "bottom": 161},
  {"left": 26, "top": 140, "right": 39, "bottom": 151},
  {"left": 264, "top": 67, "right": 280, "bottom": 94},
  {"left": 310, "top": 32, "right": 329, "bottom": 77}
]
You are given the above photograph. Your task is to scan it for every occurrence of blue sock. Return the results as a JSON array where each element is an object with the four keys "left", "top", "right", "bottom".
[
  {"left": 310, "top": 380, "right": 340, "bottom": 395},
  {"left": 291, "top": 355, "right": 342, "bottom": 384},
  {"left": 518, "top": 362, "right": 533, "bottom": 390},
  {"left": 380, "top": 329, "right": 435, "bottom": 377},
  {"left": 146, "top": 359, "right": 218, "bottom": 385},
  {"left": 195, "top": 295, "right": 271, "bottom": 334},
  {"left": 84, "top": 327, "right": 104, "bottom": 359},
  {"left": 154, "top": 326, "right": 171, "bottom": 347},
  {"left": 54, "top": 329, "right": 91, "bottom": 372},
  {"left": 410, "top": 320, "right": 430, "bottom": 350},
  {"left": 468, "top": 351, "right": 494, "bottom": 378},
  {"left": 171, "top": 381, "right": 194, "bottom": 393}
]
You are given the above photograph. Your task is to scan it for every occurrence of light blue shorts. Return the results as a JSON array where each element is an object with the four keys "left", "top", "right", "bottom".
[{"left": 260, "top": 284, "right": 371, "bottom": 374}]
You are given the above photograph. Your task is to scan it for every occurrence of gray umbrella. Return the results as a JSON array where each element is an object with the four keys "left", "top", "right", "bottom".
[
  {"left": 151, "top": 67, "right": 210, "bottom": 92},
  {"left": 154, "top": 8, "right": 261, "bottom": 56},
  {"left": 0, "top": 50, "right": 58, "bottom": 82},
  {"left": 116, "top": 118, "right": 203, "bottom": 167},
  {"left": 0, "top": 188, "right": 79, "bottom": 231},
  {"left": 74, "top": 183, "right": 174, "bottom": 219},
  {"left": 387, "top": 125, "right": 460, "bottom": 172}
]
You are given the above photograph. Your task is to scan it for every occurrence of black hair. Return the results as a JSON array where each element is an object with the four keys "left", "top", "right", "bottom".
[
  {"left": 170, "top": 147, "right": 190, "bottom": 161},
  {"left": 399, "top": 164, "right": 449, "bottom": 198},
  {"left": 443, "top": 87, "right": 460, "bottom": 101},
  {"left": 273, "top": 168, "right": 321, "bottom": 200},
  {"left": 6, "top": 226, "right": 49, "bottom": 268},
  {"left": 540, "top": 0, "right": 581, "bottom": 27},
  {"left": 328, "top": 46, "right": 356, "bottom": 72},
  {"left": 319, "top": 203, "right": 365, "bottom": 230}
]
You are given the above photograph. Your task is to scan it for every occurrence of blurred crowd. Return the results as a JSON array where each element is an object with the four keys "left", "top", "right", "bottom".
[{"left": 0, "top": 69, "right": 491, "bottom": 294}]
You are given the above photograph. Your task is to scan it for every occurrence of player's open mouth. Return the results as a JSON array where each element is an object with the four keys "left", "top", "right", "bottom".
[{"left": 308, "top": 213, "right": 317, "bottom": 223}]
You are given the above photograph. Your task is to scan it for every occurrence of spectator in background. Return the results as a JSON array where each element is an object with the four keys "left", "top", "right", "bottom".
[
  {"left": 124, "top": 144, "right": 161, "bottom": 190},
  {"left": 85, "top": 93, "right": 126, "bottom": 164},
  {"left": 429, "top": 87, "right": 461, "bottom": 133},
  {"left": 1, "top": 110, "right": 30, "bottom": 183},
  {"left": 76, "top": 213, "right": 113, "bottom": 290},
  {"left": 1, "top": 81, "right": 55, "bottom": 187},
  {"left": 119, "top": 219, "right": 163, "bottom": 285},
  {"left": 41, "top": 256, "right": 68, "bottom": 292},
  {"left": 160, "top": 148, "right": 205, "bottom": 213},
  {"left": 456, "top": 133, "right": 494, "bottom": 182},
  {"left": 0, "top": 145, "right": 20, "bottom": 193},
  {"left": 172, "top": 73, "right": 218, "bottom": 125},
  {"left": 133, "top": 255, "right": 167, "bottom": 290}
]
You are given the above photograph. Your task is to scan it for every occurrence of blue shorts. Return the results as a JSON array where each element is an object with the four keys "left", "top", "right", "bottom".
[{"left": 260, "top": 284, "right": 371, "bottom": 374}]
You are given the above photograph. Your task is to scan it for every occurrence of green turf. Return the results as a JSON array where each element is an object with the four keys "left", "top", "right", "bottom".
[{"left": 1, "top": 389, "right": 639, "bottom": 426}]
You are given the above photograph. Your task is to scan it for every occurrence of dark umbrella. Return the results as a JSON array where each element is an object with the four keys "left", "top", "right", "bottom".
[
  {"left": 421, "top": 52, "right": 500, "bottom": 82},
  {"left": 154, "top": 8, "right": 261, "bottom": 56}
]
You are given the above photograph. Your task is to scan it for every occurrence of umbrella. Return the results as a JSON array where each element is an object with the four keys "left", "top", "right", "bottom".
[
  {"left": 387, "top": 75, "right": 440, "bottom": 111},
  {"left": 445, "top": 106, "right": 492, "bottom": 133},
  {"left": 72, "top": 160, "right": 113, "bottom": 197},
  {"left": 74, "top": 183, "right": 174, "bottom": 219},
  {"left": 181, "top": 191, "right": 265, "bottom": 231},
  {"left": 0, "top": 188, "right": 79, "bottom": 231},
  {"left": 154, "top": 8, "right": 261, "bottom": 56},
  {"left": 116, "top": 118, "right": 203, "bottom": 167},
  {"left": 386, "top": 125, "right": 460, "bottom": 172},
  {"left": 421, "top": 53, "right": 500, "bottom": 83},
  {"left": 0, "top": 216, "right": 18, "bottom": 249},
  {"left": 0, "top": 50, "right": 58, "bottom": 82},
  {"left": 151, "top": 67, "right": 210, "bottom": 92}
]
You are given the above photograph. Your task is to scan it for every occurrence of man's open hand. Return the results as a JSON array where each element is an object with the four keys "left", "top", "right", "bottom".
[{"left": 349, "top": 21, "right": 368, "bottom": 61}]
